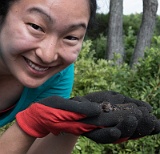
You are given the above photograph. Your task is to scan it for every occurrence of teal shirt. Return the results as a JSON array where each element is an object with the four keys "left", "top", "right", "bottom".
[{"left": 0, "top": 64, "right": 74, "bottom": 127}]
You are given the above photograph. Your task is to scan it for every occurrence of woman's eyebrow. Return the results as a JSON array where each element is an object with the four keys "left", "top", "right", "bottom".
[
  {"left": 27, "top": 7, "right": 54, "bottom": 24},
  {"left": 27, "top": 7, "right": 87, "bottom": 30},
  {"left": 67, "top": 23, "right": 87, "bottom": 31}
]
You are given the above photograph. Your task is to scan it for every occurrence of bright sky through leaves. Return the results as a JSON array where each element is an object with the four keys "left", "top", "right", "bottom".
[{"left": 97, "top": 0, "right": 160, "bottom": 15}]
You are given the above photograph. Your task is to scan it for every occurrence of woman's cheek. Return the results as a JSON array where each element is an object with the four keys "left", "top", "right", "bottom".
[
  {"left": 62, "top": 45, "right": 81, "bottom": 63},
  {"left": 66, "top": 53, "right": 79, "bottom": 64},
  {"left": 71, "top": 47, "right": 82, "bottom": 61}
]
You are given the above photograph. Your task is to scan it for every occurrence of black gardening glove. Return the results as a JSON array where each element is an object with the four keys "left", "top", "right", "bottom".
[
  {"left": 16, "top": 95, "right": 103, "bottom": 138},
  {"left": 77, "top": 91, "right": 160, "bottom": 144},
  {"left": 72, "top": 96, "right": 143, "bottom": 144},
  {"left": 15, "top": 94, "right": 142, "bottom": 139}
]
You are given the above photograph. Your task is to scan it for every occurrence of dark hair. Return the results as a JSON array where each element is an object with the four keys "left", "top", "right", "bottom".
[
  {"left": 0, "top": 0, "right": 97, "bottom": 28},
  {"left": 0, "top": 0, "right": 17, "bottom": 23}
]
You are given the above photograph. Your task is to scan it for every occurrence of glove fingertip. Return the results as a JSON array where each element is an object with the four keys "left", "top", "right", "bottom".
[
  {"left": 130, "top": 115, "right": 156, "bottom": 139},
  {"left": 83, "top": 128, "right": 121, "bottom": 144},
  {"left": 116, "top": 116, "right": 138, "bottom": 138},
  {"left": 125, "top": 97, "right": 152, "bottom": 112},
  {"left": 151, "top": 119, "right": 160, "bottom": 135}
]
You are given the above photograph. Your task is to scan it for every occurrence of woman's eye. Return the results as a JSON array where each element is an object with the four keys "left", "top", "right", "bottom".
[
  {"left": 29, "top": 23, "right": 44, "bottom": 32},
  {"left": 65, "top": 36, "right": 78, "bottom": 41}
]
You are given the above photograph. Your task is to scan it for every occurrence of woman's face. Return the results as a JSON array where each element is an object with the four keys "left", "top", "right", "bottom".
[{"left": 0, "top": 0, "right": 90, "bottom": 88}]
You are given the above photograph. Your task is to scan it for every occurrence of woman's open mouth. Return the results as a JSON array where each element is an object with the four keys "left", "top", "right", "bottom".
[{"left": 24, "top": 57, "right": 50, "bottom": 72}]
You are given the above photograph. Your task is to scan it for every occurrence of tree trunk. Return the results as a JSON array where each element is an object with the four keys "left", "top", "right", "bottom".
[
  {"left": 130, "top": 0, "right": 158, "bottom": 68},
  {"left": 106, "top": 0, "right": 124, "bottom": 64}
]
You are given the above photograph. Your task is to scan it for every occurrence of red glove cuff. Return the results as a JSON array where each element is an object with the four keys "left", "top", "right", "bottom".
[
  {"left": 16, "top": 103, "right": 100, "bottom": 138},
  {"left": 16, "top": 104, "right": 49, "bottom": 138}
]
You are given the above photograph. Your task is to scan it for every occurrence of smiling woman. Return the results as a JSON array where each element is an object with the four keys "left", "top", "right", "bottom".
[
  {"left": 0, "top": 0, "right": 98, "bottom": 153},
  {"left": 0, "top": 0, "right": 90, "bottom": 88}
]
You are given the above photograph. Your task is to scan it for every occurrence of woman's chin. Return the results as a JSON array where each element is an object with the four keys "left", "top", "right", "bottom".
[{"left": 20, "top": 78, "right": 47, "bottom": 88}]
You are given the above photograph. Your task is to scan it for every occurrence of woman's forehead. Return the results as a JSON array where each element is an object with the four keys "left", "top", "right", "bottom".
[
  {"left": 12, "top": 0, "right": 90, "bottom": 13},
  {"left": 10, "top": 0, "right": 90, "bottom": 24}
]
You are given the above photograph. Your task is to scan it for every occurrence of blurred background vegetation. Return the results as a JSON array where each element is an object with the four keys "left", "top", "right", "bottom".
[{"left": 71, "top": 13, "right": 160, "bottom": 154}]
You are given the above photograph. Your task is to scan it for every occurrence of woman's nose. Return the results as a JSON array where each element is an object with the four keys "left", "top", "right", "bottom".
[{"left": 35, "top": 41, "right": 59, "bottom": 64}]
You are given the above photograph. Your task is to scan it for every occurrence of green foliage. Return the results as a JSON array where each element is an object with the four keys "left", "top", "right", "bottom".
[
  {"left": 73, "top": 137, "right": 105, "bottom": 154},
  {"left": 72, "top": 39, "right": 160, "bottom": 154},
  {"left": 123, "top": 14, "right": 142, "bottom": 36},
  {"left": 0, "top": 121, "right": 14, "bottom": 136},
  {"left": 91, "top": 34, "right": 107, "bottom": 59},
  {"left": 124, "top": 26, "right": 136, "bottom": 64},
  {"left": 87, "top": 13, "right": 145, "bottom": 40},
  {"left": 86, "top": 13, "right": 109, "bottom": 39},
  {"left": 154, "top": 16, "right": 160, "bottom": 36},
  {"left": 88, "top": 13, "right": 160, "bottom": 39},
  {"left": 87, "top": 14, "right": 160, "bottom": 64}
]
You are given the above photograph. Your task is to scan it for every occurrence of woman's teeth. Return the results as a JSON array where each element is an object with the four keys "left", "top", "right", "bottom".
[{"left": 27, "top": 59, "right": 49, "bottom": 72}]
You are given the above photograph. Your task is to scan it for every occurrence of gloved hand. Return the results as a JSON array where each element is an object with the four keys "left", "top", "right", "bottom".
[
  {"left": 16, "top": 95, "right": 142, "bottom": 139},
  {"left": 16, "top": 96, "right": 102, "bottom": 138},
  {"left": 72, "top": 96, "right": 143, "bottom": 144},
  {"left": 78, "top": 91, "right": 160, "bottom": 144}
]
